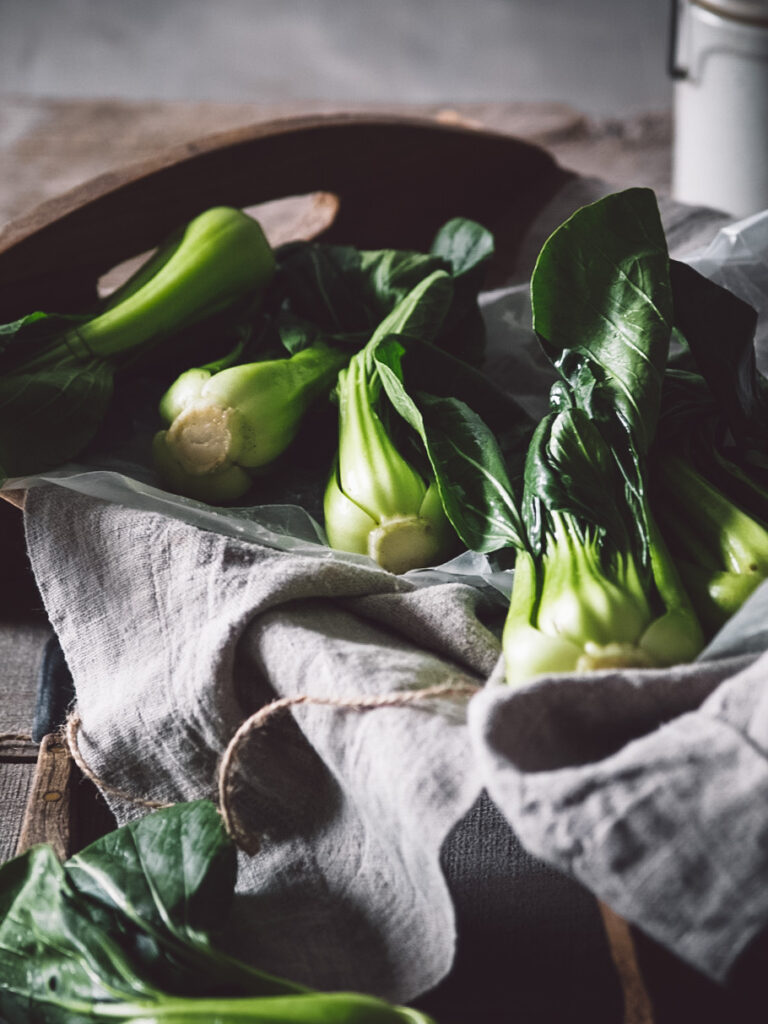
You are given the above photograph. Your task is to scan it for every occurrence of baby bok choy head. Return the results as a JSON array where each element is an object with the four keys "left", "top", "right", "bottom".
[
  {"left": 153, "top": 342, "right": 349, "bottom": 502},
  {"left": 502, "top": 187, "right": 706, "bottom": 686},
  {"left": 502, "top": 408, "right": 703, "bottom": 685},
  {"left": 324, "top": 341, "right": 453, "bottom": 574},
  {"left": 21, "top": 206, "right": 276, "bottom": 371}
]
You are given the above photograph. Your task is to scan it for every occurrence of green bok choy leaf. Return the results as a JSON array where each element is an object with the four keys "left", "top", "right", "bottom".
[
  {"left": 650, "top": 262, "right": 768, "bottom": 632},
  {"left": 0, "top": 801, "right": 435, "bottom": 1023},
  {"left": 273, "top": 217, "right": 493, "bottom": 365}
]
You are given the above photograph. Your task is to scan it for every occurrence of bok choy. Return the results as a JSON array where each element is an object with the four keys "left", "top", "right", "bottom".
[
  {"left": 653, "top": 453, "right": 768, "bottom": 632},
  {"left": 153, "top": 342, "right": 348, "bottom": 502},
  {"left": 500, "top": 188, "right": 705, "bottom": 685},
  {"left": 0, "top": 800, "right": 435, "bottom": 1023},
  {"left": 324, "top": 340, "right": 454, "bottom": 574},
  {"left": 650, "top": 262, "right": 768, "bottom": 632},
  {"left": 0, "top": 206, "right": 275, "bottom": 482},
  {"left": 323, "top": 269, "right": 462, "bottom": 573}
]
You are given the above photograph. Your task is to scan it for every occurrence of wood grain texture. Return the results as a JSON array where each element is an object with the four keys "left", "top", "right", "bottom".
[
  {"left": 15, "top": 733, "right": 74, "bottom": 860},
  {"left": 0, "top": 98, "right": 587, "bottom": 228},
  {"left": 0, "top": 761, "right": 35, "bottom": 862},
  {"left": 0, "top": 618, "right": 50, "bottom": 734},
  {"left": 599, "top": 901, "right": 656, "bottom": 1024},
  {"left": 0, "top": 98, "right": 674, "bottom": 232},
  {"left": 0, "top": 113, "right": 571, "bottom": 319}
]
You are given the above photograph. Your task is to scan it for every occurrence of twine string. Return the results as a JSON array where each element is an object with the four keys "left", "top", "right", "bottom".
[
  {"left": 218, "top": 681, "right": 479, "bottom": 852},
  {"left": 65, "top": 713, "right": 174, "bottom": 810},
  {"left": 63, "top": 680, "right": 479, "bottom": 849}
]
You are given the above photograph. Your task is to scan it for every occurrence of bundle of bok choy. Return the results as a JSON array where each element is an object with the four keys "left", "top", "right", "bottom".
[
  {"left": 151, "top": 218, "right": 497, "bottom": 508},
  {"left": 497, "top": 188, "right": 768, "bottom": 683},
  {"left": 498, "top": 188, "right": 707, "bottom": 684}
]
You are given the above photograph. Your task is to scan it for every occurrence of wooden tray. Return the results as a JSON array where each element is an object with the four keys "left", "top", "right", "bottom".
[
  {"left": 1, "top": 113, "right": 757, "bottom": 1024},
  {"left": 0, "top": 111, "right": 572, "bottom": 319}
]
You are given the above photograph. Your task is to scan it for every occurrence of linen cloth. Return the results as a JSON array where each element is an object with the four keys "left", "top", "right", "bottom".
[
  {"left": 23, "top": 177, "right": 768, "bottom": 1006},
  {"left": 469, "top": 617, "right": 768, "bottom": 983},
  {"left": 24, "top": 487, "right": 500, "bottom": 1000}
]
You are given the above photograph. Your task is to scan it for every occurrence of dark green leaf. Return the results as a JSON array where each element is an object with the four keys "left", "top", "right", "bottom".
[
  {"left": 430, "top": 217, "right": 494, "bottom": 282},
  {"left": 430, "top": 218, "right": 494, "bottom": 367},
  {"left": 0, "top": 360, "right": 114, "bottom": 479},
  {"left": 0, "top": 844, "right": 163, "bottom": 1022},
  {"left": 521, "top": 407, "right": 631, "bottom": 557},
  {"left": 274, "top": 223, "right": 490, "bottom": 364},
  {"left": 669, "top": 258, "right": 768, "bottom": 443},
  {"left": 368, "top": 270, "right": 454, "bottom": 351},
  {"left": 0, "top": 802, "right": 435, "bottom": 1023},
  {"left": 373, "top": 337, "right": 525, "bottom": 553},
  {"left": 0, "top": 311, "right": 90, "bottom": 371},
  {"left": 532, "top": 187, "right": 672, "bottom": 457},
  {"left": 64, "top": 800, "right": 301, "bottom": 998},
  {"left": 274, "top": 240, "right": 447, "bottom": 337}
]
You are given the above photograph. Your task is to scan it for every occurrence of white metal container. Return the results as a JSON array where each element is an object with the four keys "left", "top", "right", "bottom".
[{"left": 671, "top": 0, "right": 768, "bottom": 217}]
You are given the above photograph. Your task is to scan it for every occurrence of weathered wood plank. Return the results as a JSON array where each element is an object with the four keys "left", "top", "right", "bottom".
[
  {"left": 0, "top": 736, "right": 37, "bottom": 763},
  {"left": 0, "top": 617, "right": 51, "bottom": 734},
  {"left": 15, "top": 733, "right": 74, "bottom": 860},
  {"left": 0, "top": 761, "right": 35, "bottom": 862}
]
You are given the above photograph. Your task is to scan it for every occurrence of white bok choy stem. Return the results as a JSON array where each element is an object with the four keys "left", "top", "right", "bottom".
[
  {"left": 153, "top": 342, "right": 349, "bottom": 503},
  {"left": 324, "top": 344, "right": 454, "bottom": 574}
]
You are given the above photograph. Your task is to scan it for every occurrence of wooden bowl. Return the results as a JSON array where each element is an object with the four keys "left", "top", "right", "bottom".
[{"left": 0, "top": 112, "right": 572, "bottom": 321}]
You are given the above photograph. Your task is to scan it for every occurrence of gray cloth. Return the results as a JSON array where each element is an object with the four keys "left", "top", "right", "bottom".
[
  {"left": 469, "top": 585, "right": 768, "bottom": 984},
  {"left": 24, "top": 485, "right": 498, "bottom": 1001}
]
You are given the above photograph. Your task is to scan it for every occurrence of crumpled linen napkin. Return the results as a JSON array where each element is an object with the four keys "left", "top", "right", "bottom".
[
  {"left": 24, "top": 484, "right": 500, "bottom": 1001},
  {"left": 469, "top": 583, "right": 768, "bottom": 984}
]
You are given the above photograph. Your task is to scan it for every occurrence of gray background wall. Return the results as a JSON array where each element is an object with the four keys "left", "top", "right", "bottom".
[{"left": 0, "top": 0, "right": 673, "bottom": 118}]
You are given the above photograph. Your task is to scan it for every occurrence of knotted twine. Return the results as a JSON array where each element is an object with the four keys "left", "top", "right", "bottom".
[{"left": 64, "top": 680, "right": 479, "bottom": 853}]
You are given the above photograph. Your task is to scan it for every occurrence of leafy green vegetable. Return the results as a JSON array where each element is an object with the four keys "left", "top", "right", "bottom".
[
  {"left": 324, "top": 339, "right": 454, "bottom": 574},
  {"left": 646, "top": 260, "right": 768, "bottom": 632},
  {"left": 373, "top": 337, "right": 526, "bottom": 555},
  {"left": 271, "top": 218, "right": 493, "bottom": 364},
  {"left": 0, "top": 207, "right": 275, "bottom": 482},
  {"left": 152, "top": 342, "right": 348, "bottom": 503},
  {"left": 668, "top": 259, "right": 768, "bottom": 443},
  {"left": 531, "top": 188, "right": 672, "bottom": 466},
  {"left": 0, "top": 801, "right": 436, "bottom": 1023},
  {"left": 322, "top": 270, "right": 465, "bottom": 573},
  {"left": 0, "top": 359, "right": 114, "bottom": 479},
  {"left": 501, "top": 189, "right": 704, "bottom": 685},
  {"left": 503, "top": 407, "right": 702, "bottom": 684},
  {"left": 653, "top": 454, "right": 768, "bottom": 632}
]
